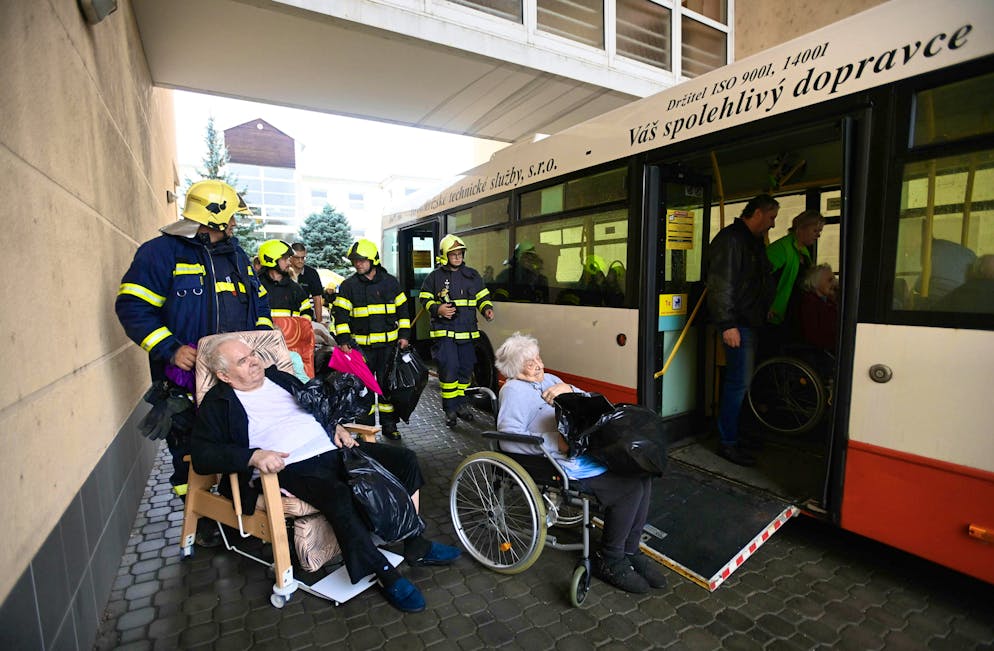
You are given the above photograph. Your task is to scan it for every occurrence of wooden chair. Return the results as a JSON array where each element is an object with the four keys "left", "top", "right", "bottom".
[{"left": 178, "top": 329, "right": 385, "bottom": 608}]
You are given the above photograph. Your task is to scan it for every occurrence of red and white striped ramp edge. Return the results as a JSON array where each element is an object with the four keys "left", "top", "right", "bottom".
[{"left": 706, "top": 505, "right": 799, "bottom": 591}]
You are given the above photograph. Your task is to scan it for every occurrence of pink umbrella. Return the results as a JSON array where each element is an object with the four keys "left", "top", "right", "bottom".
[{"left": 329, "top": 347, "right": 383, "bottom": 395}]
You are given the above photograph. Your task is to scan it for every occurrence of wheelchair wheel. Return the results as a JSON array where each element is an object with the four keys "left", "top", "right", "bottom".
[
  {"left": 569, "top": 564, "right": 591, "bottom": 607},
  {"left": 747, "top": 356, "right": 826, "bottom": 434},
  {"left": 450, "top": 452, "right": 547, "bottom": 574}
]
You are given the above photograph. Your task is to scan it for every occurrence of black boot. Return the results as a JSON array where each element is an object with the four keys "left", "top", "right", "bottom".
[
  {"left": 592, "top": 551, "right": 649, "bottom": 594},
  {"left": 627, "top": 553, "right": 668, "bottom": 589}
]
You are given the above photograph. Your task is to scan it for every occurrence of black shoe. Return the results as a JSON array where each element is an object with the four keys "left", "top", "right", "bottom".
[
  {"left": 628, "top": 553, "right": 668, "bottom": 590},
  {"left": 382, "top": 424, "right": 402, "bottom": 441},
  {"left": 456, "top": 406, "right": 475, "bottom": 422},
  {"left": 444, "top": 411, "right": 458, "bottom": 428},
  {"left": 717, "top": 444, "right": 757, "bottom": 467},
  {"left": 592, "top": 552, "right": 649, "bottom": 594}
]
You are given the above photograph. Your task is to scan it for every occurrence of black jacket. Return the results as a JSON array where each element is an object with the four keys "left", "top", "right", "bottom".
[
  {"left": 333, "top": 266, "right": 411, "bottom": 348},
  {"left": 705, "top": 219, "right": 774, "bottom": 332},
  {"left": 259, "top": 272, "right": 313, "bottom": 318},
  {"left": 191, "top": 366, "right": 307, "bottom": 515},
  {"left": 419, "top": 265, "right": 493, "bottom": 340}
]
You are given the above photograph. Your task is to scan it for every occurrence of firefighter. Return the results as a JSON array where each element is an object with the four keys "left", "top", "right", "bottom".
[
  {"left": 257, "top": 239, "right": 313, "bottom": 318},
  {"left": 333, "top": 239, "right": 410, "bottom": 440},
  {"left": 419, "top": 234, "right": 494, "bottom": 427},
  {"left": 115, "top": 179, "right": 272, "bottom": 542}
]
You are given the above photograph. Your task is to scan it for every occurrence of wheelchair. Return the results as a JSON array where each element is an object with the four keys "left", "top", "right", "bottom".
[
  {"left": 746, "top": 345, "right": 835, "bottom": 434},
  {"left": 449, "top": 388, "right": 597, "bottom": 607}
]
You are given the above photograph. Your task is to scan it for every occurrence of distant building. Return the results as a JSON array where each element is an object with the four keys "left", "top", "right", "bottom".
[{"left": 219, "top": 118, "right": 447, "bottom": 245}]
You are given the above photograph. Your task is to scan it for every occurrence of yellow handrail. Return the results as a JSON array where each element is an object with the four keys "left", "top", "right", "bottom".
[{"left": 654, "top": 288, "right": 707, "bottom": 379}]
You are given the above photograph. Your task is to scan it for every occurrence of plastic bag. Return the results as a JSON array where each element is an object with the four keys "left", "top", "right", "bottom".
[
  {"left": 553, "top": 395, "right": 669, "bottom": 477},
  {"left": 292, "top": 371, "right": 374, "bottom": 436},
  {"left": 342, "top": 448, "right": 425, "bottom": 544},
  {"left": 586, "top": 404, "right": 669, "bottom": 477},
  {"left": 553, "top": 392, "right": 613, "bottom": 457},
  {"left": 386, "top": 346, "right": 429, "bottom": 423}
]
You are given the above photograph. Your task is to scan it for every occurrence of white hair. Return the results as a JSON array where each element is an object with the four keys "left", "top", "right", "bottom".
[
  {"left": 803, "top": 263, "right": 834, "bottom": 291},
  {"left": 494, "top": 332, "right": 540, "bottom": 379},
  {"left": 199, "top": 333, "right": 249, "bottom": 375}
]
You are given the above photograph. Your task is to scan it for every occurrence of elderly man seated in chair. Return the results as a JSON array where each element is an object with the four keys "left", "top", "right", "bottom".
[{"left": 191, "top": 333, "right": 460, "bottom": 613}]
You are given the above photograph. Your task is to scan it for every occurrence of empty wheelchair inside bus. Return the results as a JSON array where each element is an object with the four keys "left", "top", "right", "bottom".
[
  {"left": 747, "top": 344, "right": 835, "bottom": 435},
  {"left": 449, "top": 387, "right": 598, "bottom": 607}
]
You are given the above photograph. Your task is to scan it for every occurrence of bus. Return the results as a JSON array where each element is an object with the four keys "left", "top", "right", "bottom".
[{"left": 382, "top": 0, "right": 994, "bottom": 588}]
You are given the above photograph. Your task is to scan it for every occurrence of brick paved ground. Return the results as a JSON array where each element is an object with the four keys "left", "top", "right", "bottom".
[{"left": 94, "top": 379, "right": 994, "bottom": 650}]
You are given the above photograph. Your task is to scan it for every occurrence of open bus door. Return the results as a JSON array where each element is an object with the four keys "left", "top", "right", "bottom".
[
  {"left": 396, "top": 222, "right": 438, "bottom": 359},
  {"left": 639, "top": 164, "right": 798, "bottom": 590}
]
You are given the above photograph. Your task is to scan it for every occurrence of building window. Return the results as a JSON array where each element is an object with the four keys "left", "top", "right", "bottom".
[
  {"left": 681, "top": 14, "right": 726, "bottom": 78},
  {"left": 349, "top": 192, "right": 365, "bottom": 210},
  {"left": 537, "top": 0, "right": 604, "bottom": 49},
  {"left": 616, "top": 0, "right": 671, "bottom": 71},
  {"left": 683, "top": 0, "right": 726, "bottom": 25},
  {"left": 448, "top": 0, "right": 523, "bottom": 23}
]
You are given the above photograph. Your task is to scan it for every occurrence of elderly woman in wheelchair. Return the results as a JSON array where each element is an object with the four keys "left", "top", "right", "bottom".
[
  {"left": 450, "top": 333, "right": 666, "bottom": 599},
  {"left": 190, "top": 333, "right": 460, "bottom": 612}
]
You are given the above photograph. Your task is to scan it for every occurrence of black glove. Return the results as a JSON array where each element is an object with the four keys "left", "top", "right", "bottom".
[{"left": 138, "top": 383, "right": 194, "bottom": 441}]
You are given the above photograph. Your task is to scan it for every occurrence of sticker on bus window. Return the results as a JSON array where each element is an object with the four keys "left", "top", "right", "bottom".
[{"left": 666, "top": 210, "right": 695, "bottom": 250}]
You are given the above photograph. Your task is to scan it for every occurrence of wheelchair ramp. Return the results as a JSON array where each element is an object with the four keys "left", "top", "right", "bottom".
[{"left": 639, "top": 461, "right": 798, "bottom": 591}]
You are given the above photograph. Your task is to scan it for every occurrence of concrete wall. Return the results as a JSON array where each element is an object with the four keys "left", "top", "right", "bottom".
[
  {"left": 0, "top": 1, "right": 175, "bottom": 648},
  {"left": 735, "top": 0, "right": 887, "bottom": 59}
]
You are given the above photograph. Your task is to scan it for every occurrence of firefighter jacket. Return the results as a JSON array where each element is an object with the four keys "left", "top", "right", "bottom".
[
  {"left": 333, "top": 266, "right": 410, "bottom": 348},
  {"left": 420, "top": 264, "right": 493, "bottom": 340},
  {"left": 115, "top": 233, "right": 272, "bottom": 382},
  {"left": 259, "top": 272, "right": 313, "bottom": 319}
]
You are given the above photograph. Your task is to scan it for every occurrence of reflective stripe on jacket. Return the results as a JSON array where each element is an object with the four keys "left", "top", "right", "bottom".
[
  {"left": 419, "top": 264, "right": 492, "bottom": 339},
  {"left": 259, "top": 273, "right": 314, "bottom": 319},
  {"left": 333, "top": 266, "right": 410, "bottom": 347}
]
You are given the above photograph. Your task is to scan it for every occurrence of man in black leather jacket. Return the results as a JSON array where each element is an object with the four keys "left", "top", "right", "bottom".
[{"left": 706, "top": 194, "right": 778, "bottom": 466}]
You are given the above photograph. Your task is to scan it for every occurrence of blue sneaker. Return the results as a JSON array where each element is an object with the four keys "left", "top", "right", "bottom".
[
  {"left": 408, "top": 541, "right": 462, "bottom": 566},
  {"left": 381, "top": 577, "right": 425, "bottom": 613}
]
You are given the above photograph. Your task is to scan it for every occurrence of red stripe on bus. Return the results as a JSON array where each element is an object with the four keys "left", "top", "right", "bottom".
[
  {"left": 841, "top": 440, "right": 994, "bottom": 584},
  {"left": 543, "top": 368, "right": 637, "bottom": 405}
]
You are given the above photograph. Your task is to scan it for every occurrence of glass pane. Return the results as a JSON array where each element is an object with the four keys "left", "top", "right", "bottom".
[
  {"left": 448, "top": 0, "right": 522, "bottom": 22},
  {"left": 682, "top": 16, "right": 726, "bottom": 78},
  {"left": 537, "top": 0, "right": 604, "bottom": 48},
  {"left": 263, "top": 167, "right": 294, "bottom": 180},
  {"left": 513, "top": 208, "right": 629, "bottom": 306},
  {"left": 262, "top": 180, "right": 295, "bottom": 194},
  {"left": 411, "top": 235, "right": 436, "bottom": 289},
  {"left": 683, "top": 0, "right": 726, "bottom": 24},
  {"left": 459, "top": 229, "right": 510, "bottom": 294},
  {"left": 381, "top": 228, "right": 399, "bottom": 276},
  {"left": 262, "top": 193, "right": 296, "bottom": 207},
  {"left": 521, "top": 184, "right": 565, "bottom": 219},
  {"left": 616, "top": 0, "right": 671, "bottom": 70},
  {"left": 564, "top": 167, "right": 627, "bottom": 210},
  {"left": 228, "top": 163, "right": 260, "bottom": 177},
  {"left": 893, "top": 149, "right": 994, "bottom": 314},
  {"left": 447, "top": 197, "right": 510, "bottom": 232},
  {"left": 913, "top": 72, "right": 994, "bottom": 147}
]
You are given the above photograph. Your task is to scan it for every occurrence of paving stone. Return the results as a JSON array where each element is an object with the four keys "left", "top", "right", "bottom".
[{"left": 117, "top": 606, "right": 157, "bottom": 631}]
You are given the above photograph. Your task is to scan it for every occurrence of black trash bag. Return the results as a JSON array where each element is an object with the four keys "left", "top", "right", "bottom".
[
  {"left": 585, "top": 404, "right": 669, "bottom": 477},
  {"left": 553, "top": 392, "right": 614, "bottom": 457},
  {"left": 292, "top": 371, "right": 374, "bottom": 436},
  {"left": 386, "top": 346, "right": 429, "bottom": 423},
  {"left": 342, "top": 448, "right": 425, "bottom": 544}
]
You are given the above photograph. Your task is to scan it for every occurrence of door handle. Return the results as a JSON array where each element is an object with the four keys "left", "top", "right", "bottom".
[{"left": 869, "top": 364, "right": 893, "bottom": 383}]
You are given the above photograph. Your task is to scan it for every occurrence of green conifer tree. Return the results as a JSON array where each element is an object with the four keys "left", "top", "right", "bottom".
[{"left": 298, "top": 205, "right": 353, "bottom": 274}]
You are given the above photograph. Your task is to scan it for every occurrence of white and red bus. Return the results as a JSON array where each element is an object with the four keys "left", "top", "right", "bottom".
[{"left": 382, "top": 0, "right": 994, "bottom": 588}]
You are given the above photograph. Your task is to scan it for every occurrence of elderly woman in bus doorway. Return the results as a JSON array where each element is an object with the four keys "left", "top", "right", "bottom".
[{"left": 493, "top": 333, "right": 667, "bottom": 594}]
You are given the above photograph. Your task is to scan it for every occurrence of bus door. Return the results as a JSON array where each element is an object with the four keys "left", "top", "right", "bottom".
[
  {"left": 639, "top": 164, "right": 797, "bottom": 591},
  {"left": 397, "top": 223, "right": 438, "bottom": 355}
]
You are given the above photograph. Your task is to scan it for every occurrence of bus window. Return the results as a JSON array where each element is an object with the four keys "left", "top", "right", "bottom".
[
  {"left": 893, "top": 149, "right": 994, "bottom": 314},
  {"left": 515, "top": 208, "right": 629, "bottom": 306},
  {"left": 457, "top": 228, "right": 510, "bottom": 289},
  {"left": 410, "top": 234, "right": 435, "bottom": 289},
  {"left": 912, "top": 71, "right": 994, "bottom": 147},
  {"left": 819, "top": 190, "right": 842, "bottom": 274},
  {"left": 520, "top": 167, "right": 626, "bottom": 219},
  {"left": 381, "top": 228, "right": 398, "bottom": 276},
  {"left": 446, "top": 197, "right": 509, "bottom": 232}
]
